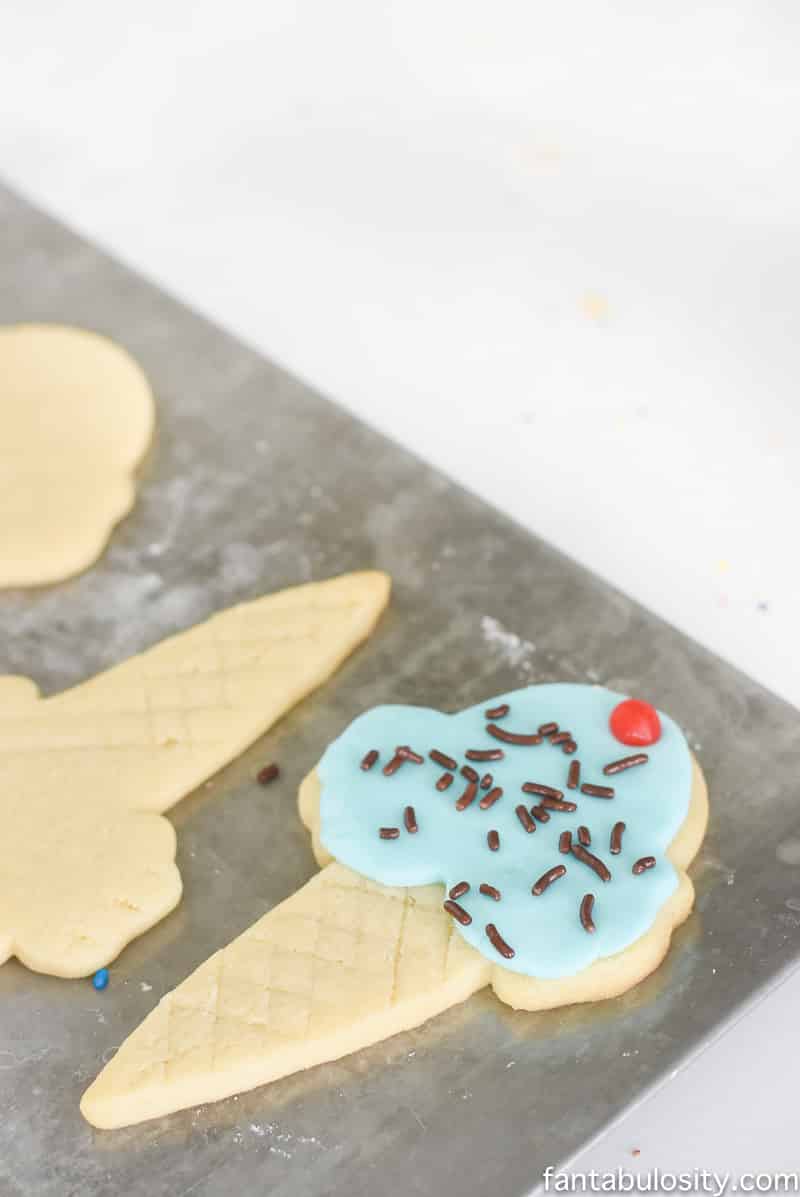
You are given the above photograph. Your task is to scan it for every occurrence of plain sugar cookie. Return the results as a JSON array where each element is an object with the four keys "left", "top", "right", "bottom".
[
  {"left": 0, "top": 571, "right": 390, "bottom": 978},
  {"left": 0, "top": 324, "right": 154, "bottom": 587},
  {"left": 82, "top": 684, "right": 707, "bottom": 1129}
]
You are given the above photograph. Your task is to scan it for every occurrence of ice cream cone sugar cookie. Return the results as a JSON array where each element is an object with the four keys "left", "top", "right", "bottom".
[
  {"left": 82, "top": 684, "right": 706, "bottom": 1128},
  {"left": 0, "top": 571, "right": 390, "bottom": 978}
]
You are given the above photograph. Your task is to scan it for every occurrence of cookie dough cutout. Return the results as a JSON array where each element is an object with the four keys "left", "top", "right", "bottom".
[
  {"left": 0, "top": 571, "right": 390, "bottom": 978},
  {"left": 0, "top": 324, "right": 154, "bottom": 587},
  {"left": 81, "top": 756, "right": 706, "bottom": 1129}
]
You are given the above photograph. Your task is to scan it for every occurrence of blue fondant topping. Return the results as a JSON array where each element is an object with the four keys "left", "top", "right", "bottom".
[{"left": 318, "top": 685, "right": 692, "bottom": 977}]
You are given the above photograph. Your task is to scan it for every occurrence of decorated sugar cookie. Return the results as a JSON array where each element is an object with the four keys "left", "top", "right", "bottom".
[
  {"left": 82, "top": 683, "right": 707, "bottom": 1129},
  {"left": 0, "top": 571, "right": 390, "bottom": 978}
]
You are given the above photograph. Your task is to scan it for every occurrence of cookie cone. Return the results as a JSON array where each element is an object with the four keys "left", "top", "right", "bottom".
[
  {"left": 80, "top": 862, "right": 490, "bottom": 1129},
  {"left": 31, "top": 569, "right": 393, "bottom": 816}
]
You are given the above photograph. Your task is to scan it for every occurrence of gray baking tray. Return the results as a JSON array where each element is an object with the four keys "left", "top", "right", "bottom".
[{"left": 1, "top": 181, "right": 799, "bottom": 1197}]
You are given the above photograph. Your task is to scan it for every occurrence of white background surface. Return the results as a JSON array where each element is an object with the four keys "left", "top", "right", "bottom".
[{"left": 2, "top": 2, "right": 799, "bottom": 1184}]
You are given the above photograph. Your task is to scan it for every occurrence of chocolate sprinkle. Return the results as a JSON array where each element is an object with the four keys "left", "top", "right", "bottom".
[
  {"left": 532, "top": 864, "right": 567, "bottom": 895},
  {"left": 479, "top": 786, "right": 503, "bottom": 810},
  {"left": 480, "top": 883, "right": 501, "bottom": 901},
  {"left": 256, "top": 763, "right": 280, "bottom": 785},
  {"left": 449, "top": 881, "right": 470, "bottom": 900},
  {"left": 455, "top": 780, "right": 478, "bottom": 811},
  {"left": 466, "top": 748, "right": 504, "bottom": 762},
  {"left": 404, "top": 805, "right": 418, "bottom": 834},
  {"left": 485, "top": 923, "right": 515, "bottom": 959},
  {"left": 580, "top": 783, "right": 615, "bottom": 799},
  {"left": 486, "top": 723, "right": 543, "bottom": 746},
  {"left": 567, "top": 760, "right": 581, "bottom": 790},
  {"left": 538, "top": 722, "right": 558, "bottom": 736},
  {"left": 577, "top": 825, "right": 591, "bottom": 846},
  {"left": 379, "top": 827, "right": 400, "bottom": 839},
  {"left": 633, "top": 855, "right": 656, "bottom": 875},
  {"left": 522, "top": 782, "right": 563, "bottom": 799},
  {"left": 515, "top": 804, "right": 536, "bottom": 833},
  {"left": 571, "top": 844, "right": 612, "bottom": 882},
  {"left": 603, "top": 753, "right": 649, "bottom": 776},
  {"left": 531, "top": 804, "right": 550, "bottom": 823},
  {"left": 461, "top": 765, "right": 479, "bottom": 782},
  {"left": 486, "top": 703, "right": 510, "bottom": 719},
  {"left": 480, "top": 773, "right": 493, "bottom": 790},
  {"left": 444, "top": 899, "right": 472, "bottom": 926},
  {"left": 436, "top": 771, "right": 455, "bottom": 791},
  {"left": 540, "top": 796, "right": 577, "bottom": 812},
  {"left": 397, "top": 745, "right": 424, "bottom": 764},
  {"left": 562, "top": 740, "right": 577, "bottom": 755},
  {"left": 559, "top": 830, "right": 572, "bottom": 854},
  {"left": 580, "top": 893, "right": 596, "bottom": 933},
  {"left": 550, "top": 732, "right": 573, "bottom": 746},
  {"left": 430, "top": 749, "right": 457, "bottom": 770},
  {"left": 487, "top": 829, "right": 500, "bottom": 851},
  {"left": 360, "top": 750, "right": 378, "bottom": 772},
  {"left": 382, "top": 754, "right": 405, "bottom": 777},
  {"left": 610, "top": 821, "right": 626, "bottom": 854}
]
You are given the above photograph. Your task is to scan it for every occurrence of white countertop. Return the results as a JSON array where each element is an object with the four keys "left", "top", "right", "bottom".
[{"left": 2, "top": 1, "right": 799, "bottom": 1181}]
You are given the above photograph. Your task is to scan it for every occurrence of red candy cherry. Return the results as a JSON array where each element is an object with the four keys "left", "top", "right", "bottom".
[{"left": 610, "top": 698, "right": 661, "bottom": 746}]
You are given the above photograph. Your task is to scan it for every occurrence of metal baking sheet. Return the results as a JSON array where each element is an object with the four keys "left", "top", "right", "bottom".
[{"left": 1, "top": 179, "right": 799, "bottom": 1197}]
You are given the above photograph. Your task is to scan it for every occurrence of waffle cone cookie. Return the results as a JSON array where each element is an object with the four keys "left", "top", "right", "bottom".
[
  {"left": 82, "top": 686, "right": 707, "bottom": 1130},
  {"left": 0, "top": 571, "right": 390, "bottom": 978}
]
